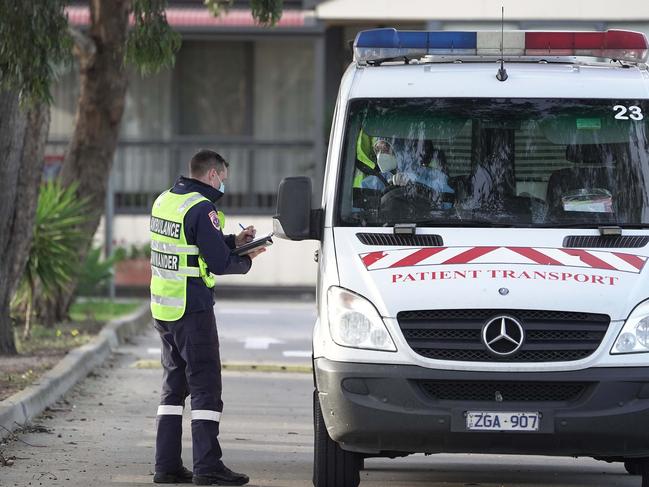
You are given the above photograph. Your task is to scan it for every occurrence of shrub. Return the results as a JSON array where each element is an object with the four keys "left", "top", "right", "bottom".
[
  {"left": 12, "top": 181, "right": 90, "bottom": 339},
  {"left": 76, "top": 246, "right": 118, "bottom": 297}
]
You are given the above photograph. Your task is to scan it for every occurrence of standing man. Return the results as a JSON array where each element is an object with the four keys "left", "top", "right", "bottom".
[{"left": 150, "top": 149, "right": 265, "bottom": 485}]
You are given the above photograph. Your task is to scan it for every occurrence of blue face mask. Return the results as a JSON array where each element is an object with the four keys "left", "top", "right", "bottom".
[{"left": 215, "top": 173, "right": 225, "bottom": 194}]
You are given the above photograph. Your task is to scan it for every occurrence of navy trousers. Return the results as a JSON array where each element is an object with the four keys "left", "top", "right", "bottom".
[{"left": 154, "top": 309, "right": 224, "bottom": 475}]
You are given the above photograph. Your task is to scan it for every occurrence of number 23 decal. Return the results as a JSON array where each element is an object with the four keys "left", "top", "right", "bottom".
[{"left": 613, "top": 105, "right": 644, "bottom": 120}]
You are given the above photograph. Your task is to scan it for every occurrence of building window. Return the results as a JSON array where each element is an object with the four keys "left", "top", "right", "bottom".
[{"left": 177, "top": 41, "right": 251, "bottom": 136}]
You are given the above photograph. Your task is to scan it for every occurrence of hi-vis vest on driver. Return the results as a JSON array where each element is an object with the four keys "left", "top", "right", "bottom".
[
  {"left": 150, "top": 191, "right": 225, "bottom": 321},
  {"left": 353, "top": 130, "right": 377, "bottom": 188}
]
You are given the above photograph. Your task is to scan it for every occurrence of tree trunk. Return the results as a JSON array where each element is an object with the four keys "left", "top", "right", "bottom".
[
  {"left": 23, "top": 290, "right": 33, "bottom": 341},
  {"left": 44, "top": 0, "right": 130, "bottom": 323},
  {"left": 0, "top": 90, "right": 51, "bottom": 355}
]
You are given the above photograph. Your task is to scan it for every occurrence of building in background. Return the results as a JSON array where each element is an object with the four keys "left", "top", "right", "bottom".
[
  {"left": 49, "top": 0, "right": 325, "bottom": 288},
  {"left": 52, "top": 0, "right": 325, "bottom": 216},
  {"left": 48, "top": 0, "right": 649, "bottom": 288}
]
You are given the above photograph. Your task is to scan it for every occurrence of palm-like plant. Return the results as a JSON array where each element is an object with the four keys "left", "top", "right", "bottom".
[{"left": 13, "top": 181, "right": 90, "bottom": 339}]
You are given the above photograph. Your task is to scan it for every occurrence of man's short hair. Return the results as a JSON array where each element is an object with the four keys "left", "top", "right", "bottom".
[{"left": 189, "top": 149, "right": 229, "bottom": 178}]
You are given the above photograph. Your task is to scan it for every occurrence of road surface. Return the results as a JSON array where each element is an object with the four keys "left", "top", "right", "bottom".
[{"left": 0, "top": 300, "right": 640, "bottom": 487}]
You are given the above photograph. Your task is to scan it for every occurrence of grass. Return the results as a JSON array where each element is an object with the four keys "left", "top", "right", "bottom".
[
  {"left": 15, "top": 299, "right": 142, "bottom": 354},
  {"left": 69, "top": 299, "right": 140, "bottom": 323},
  {"left": 16, "top": 323, "right": 95, "bottom": 354},
  {"left": 1, "top": 363, "right": 53, "bottom": 392}
]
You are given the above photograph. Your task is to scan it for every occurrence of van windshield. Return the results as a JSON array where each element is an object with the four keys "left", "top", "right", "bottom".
[{"left": 337, "top": 98, "right": 649, "bottom": 227}]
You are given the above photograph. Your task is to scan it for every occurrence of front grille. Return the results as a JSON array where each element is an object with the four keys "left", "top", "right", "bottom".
[
  {"left": 398, "top": 309, "right": 610, "bottom": 363},
  {"left": 563, "top": 235, "right": 649, "bottom": 248},
  {"left": 356, "top": 233, "right": 443, "bottom": 247},
  {"left": 418, "top": 380, "right": 589, "bottom": 402}
]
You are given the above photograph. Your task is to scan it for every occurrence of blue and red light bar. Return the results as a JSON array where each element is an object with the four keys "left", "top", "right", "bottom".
[{"left": 353, "top": 28, "right": 649, "bottom": 64}]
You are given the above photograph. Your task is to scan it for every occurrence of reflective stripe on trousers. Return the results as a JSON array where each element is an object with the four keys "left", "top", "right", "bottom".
[
  {"left": 191, "top": 409, "right": 222, "bottom": 422},
  {"left": 157, "top": 405, "right": 183, "bottom": 416}
]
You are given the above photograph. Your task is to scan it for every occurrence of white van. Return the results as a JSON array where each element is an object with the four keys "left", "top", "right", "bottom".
[{"left": 273, "top": 28, "right": 649, "bottom": 487}]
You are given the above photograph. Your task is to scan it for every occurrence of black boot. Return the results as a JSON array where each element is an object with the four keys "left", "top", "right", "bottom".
[
  {"left": 153, "top": 465, "right": 194, "bottom": 484},
  {"left": 193, "top": 466, "right": 249, "bottom": 485}
]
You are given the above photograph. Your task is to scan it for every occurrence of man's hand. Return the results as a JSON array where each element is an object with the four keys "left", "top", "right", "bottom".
[
  {"left": 391, "top": 172, "right": 413, "bottom": 187},
  {"left": 235, "top": 226, "right": 256, "bottom": 247},
  {"left": 248, "top": 247, "right": 266, "bottom": 259}
]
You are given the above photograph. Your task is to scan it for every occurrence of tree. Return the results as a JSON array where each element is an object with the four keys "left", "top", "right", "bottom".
[
  {"left": 44, "top": 0, "right": 284, "bottom": 323},
  {"left": 0, "top": 0, "right": 284, "bottom": 352},
  {"left": 0, "top": 0, "right": 71, "bottom": 355}
]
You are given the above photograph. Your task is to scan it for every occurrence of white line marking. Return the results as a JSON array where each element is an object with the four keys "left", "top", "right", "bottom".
[
  {"left": 147, "top": 348, "right": 161, "bottom": 355},
  {"left": 218, "top": 308, "right": 271, "bottom": 315},
  {"left": 282, "top": 350, "right": 312, "bottom": 358},
  {"left": 242, "top": 337, "right": 284, "bottom": 350}
]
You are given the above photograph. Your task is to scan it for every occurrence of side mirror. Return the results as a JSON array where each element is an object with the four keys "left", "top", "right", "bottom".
[{"left": 273, "top": 177, "right": 323, "bottom": 241}]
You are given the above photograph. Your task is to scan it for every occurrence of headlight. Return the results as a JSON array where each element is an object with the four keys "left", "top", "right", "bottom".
[
  {"left": 611, "top": 300, "right": 649, "bottom": 354},
  {"left": 327, "top": 286, "right": 397, "bottom": 352}
]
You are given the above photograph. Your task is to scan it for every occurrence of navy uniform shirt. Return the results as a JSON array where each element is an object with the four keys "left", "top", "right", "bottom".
[{"left": 169, "top": 176, "right": 252, "bottom": 313}]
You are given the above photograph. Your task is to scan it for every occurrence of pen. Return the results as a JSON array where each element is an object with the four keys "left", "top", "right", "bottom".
[{"left": 239, "top": 223, "right": 246, "bottom": 231}]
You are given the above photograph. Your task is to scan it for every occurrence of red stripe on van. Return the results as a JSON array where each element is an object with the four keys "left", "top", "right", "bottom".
[
  {"left": 442, "top": 246, "right": 499, "bottom": 265},
  {"left": 361, "top": 251, "right": 387, "bottom": 268},
  {"left": 612, "top": 252, "right": 647, "bottom": 271},
  {"left": 389, "top": 247, "right": 446, "bottom": 268},
  {"left": 561, "top": 249, "right": 616, "bottom": 271},
  {"left": 508, "top": 247, "right": 563, "bottom": 266}
]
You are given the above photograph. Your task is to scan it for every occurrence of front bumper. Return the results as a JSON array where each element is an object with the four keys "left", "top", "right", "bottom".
[{"left": 314, "top": 358, "right": 649, "bottom": 458}]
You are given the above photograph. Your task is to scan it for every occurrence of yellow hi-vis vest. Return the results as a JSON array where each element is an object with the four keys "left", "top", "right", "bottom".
[
  {"left": 149, "top": 191, "right": 225, "bottom": 321},
  {"left": 353, "top": 129, "right": 378, "bottom": 188}
]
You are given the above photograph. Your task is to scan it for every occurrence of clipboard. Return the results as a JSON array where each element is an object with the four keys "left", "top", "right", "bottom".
[{"left": 232, "top": 233, "right": 274, "bottom": 256}]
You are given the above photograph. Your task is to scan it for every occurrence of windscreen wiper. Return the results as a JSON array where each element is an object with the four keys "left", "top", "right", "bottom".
[
  {"left": 535, "top": 223, "right": 605, "bottom": 228},
  {"left": 405, "top": 219, "right": 515, "bottom": 228},
  {"left": 537, "top": 223, "right": 649, "bottom": 230},
  {"left": 609, "top": 223, "right": 649, "bottom": 229}
]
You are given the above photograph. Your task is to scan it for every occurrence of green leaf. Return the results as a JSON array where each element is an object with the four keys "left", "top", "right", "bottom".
[
  {"left": 0, "top": 0, "right": 72, "bottom": 104},
  {"left": 126, "top": 0, "right": 182, "bottom": 76},
  {"left": 77, "top": 246, "right": 120, "bottom": 296},
  {"left": 13, "top": 181, "right": 92, "bottom": 304},
  {"left": 203, "top": 0, "right": 234, "bottom": 16},
  {"left": 250, "top": 0, "right": 283, "bottom": 25}
]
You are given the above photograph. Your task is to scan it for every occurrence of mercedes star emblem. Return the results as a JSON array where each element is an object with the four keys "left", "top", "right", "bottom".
[{"left": 482, "top": 315, "right": 525, "bottom": 356}]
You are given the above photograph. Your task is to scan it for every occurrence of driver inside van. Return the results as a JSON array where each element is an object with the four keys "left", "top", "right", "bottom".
[{"left": 354, "top": 131, "right": 455, "bottom": 197}]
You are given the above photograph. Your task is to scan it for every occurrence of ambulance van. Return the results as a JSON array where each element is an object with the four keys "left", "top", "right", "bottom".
[{"left": 273, "top": 28, "right": 649, "bottom": 487}]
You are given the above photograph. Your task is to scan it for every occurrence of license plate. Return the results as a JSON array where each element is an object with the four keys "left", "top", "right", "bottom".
[{"left": 466, "top": 411, "right": 540, "bottom": 432}]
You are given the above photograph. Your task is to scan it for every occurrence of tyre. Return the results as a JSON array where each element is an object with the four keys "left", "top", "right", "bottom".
[
  {"left": 641, "top": 459, "right": 649, "bottom": 487},
  {"left": 624, "top": 460, "right": 641, "bottom": 475},
  {"left": 313, "top": 390, "right": 362, "bottom": 487}
]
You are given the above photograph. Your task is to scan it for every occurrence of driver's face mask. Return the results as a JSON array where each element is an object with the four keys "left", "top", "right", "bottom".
[
  {"left": 427, "top": 158, "right": 440, "bottom": 170},
  {"left": 376, "top": 152, "right": 398, "bottom": 173}
]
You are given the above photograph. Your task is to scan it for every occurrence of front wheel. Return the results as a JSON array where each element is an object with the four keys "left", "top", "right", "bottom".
[
  {"left": 313, "top": 391, "right": 362, "bottom": 487},
  {"left": 624, "top": 460, "right": 641, "bottom": 475},
  {"left": 642, "top": 459, "right": 649, "bottom": 487}
]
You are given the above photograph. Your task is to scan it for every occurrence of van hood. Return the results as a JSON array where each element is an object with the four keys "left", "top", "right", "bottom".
[{"left": 334, "top": 227, "right": 649, "bottom": 321}]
